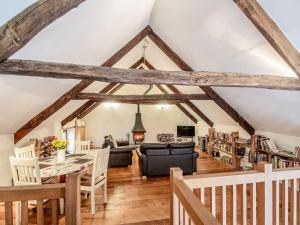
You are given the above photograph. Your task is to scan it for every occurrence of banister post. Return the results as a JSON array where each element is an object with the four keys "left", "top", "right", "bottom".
[
  {"left": 5, "top": 201, "right": 13, "bottom": 225},
  {"left": 254, "top": 162, "right": 266, "bottom": 224},
  {"left": 255, "top": 163, "right": 273, "bottom": 225},
  {"left": 65, "top": 172, "right": 81, "bottom": 225},
  {"left": 170, "top": 167, "right": 183, "bottom": 225},
  {"left": 264, "top": 164, "right": 273, "bottom": 225}
]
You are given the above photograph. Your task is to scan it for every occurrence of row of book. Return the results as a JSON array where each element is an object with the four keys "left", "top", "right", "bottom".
[
  {"left": 210, "top": 150, "right": 220, "bottom": 158},
  {"left": 221, "top": 156, "right": 233, "bottom": 165},
  {"left": 248, "top": 151, "right": 269, "bottom": 163},
  {"left": 248, "top": 151, "right": 300, "bottom": 168},
  {"left": 214, "top": 142, "right": 233, "bottom": 154},
  {"left": 198, "top": 136, "right": 208, "bottom": 152},
  {"left": 272, "top": 156, "right": 300, "bottom": 168},
  {"left": 212, "top": 131, "right": 237, "bottom": 143},
  {"left": 235, "top": 138, "right": 251, "bottom": 145},
  {"left": 253, "top": 135, "right": 277, "bottom": 153}
]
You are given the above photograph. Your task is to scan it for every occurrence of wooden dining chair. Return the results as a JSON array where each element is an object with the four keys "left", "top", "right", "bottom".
[
  {"left": 14, "top": 144, "right": 36, "bottom": 158},
  {"left": 80, "top": 147, "right": 110, "bottom": 214},
  {"left": 9, "top": 156, "right": 42, "bottom": 225},
  {"left": 75, "top": 140, "right": 91, "bottom": 154}
]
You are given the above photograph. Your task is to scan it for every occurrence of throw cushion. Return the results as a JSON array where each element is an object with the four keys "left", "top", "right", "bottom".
[
  {"left": 113, "top": 139, "right": 118, "bottom": 148},
  {"left": 103, "top": 136, "right": 115, "bottom": 148}
]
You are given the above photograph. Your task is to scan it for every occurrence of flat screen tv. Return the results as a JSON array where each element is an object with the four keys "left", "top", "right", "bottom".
[{"left": 177, "top": 126, "right": 195, "bottom": 137}]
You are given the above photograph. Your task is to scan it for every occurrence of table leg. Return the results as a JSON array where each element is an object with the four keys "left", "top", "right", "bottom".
[
  {"left": 56, "top": 176, "right": 66, "bottom": 215},
  {"left": 65, "top": 172, "right": 81, "bottom": 225}
]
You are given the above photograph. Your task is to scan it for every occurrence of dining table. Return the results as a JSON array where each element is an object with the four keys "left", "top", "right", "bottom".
[
  {"left": 38, "top": 153, "right": 94, "bottom": 178},
  {"left": 38, "top": 151, "right": 96, "bottom": 225}
]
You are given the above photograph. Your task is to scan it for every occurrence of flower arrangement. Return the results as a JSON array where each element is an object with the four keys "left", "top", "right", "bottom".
[{"left": 51, "top": 140, "right": 68, "bottom": 150}]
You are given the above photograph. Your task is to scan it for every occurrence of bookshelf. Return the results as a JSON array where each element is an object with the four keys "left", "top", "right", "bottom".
[
  {"left": 250, "top": 135, "right": 300, "bottom": 168},
  {"left": 208, "top": 128, "right": 248, "bottom": 168}
]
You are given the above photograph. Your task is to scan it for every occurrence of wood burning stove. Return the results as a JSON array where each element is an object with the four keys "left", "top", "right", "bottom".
[
  {"left": 133, "top": 132, "right": 145, "bottom": 143},
  {"left": 132, "top": 104, "right": 146, "bottom": 143}
]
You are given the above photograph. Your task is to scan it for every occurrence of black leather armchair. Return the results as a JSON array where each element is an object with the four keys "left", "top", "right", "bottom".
[
  {"left": 109, "top": 147, "right": 133, "bottom": 167},
  {"left": 137, "top": 142, "right": 198, "bottom": 177},
  {"left": 102, "top": 138, "right": 133, "bottom": 167}
]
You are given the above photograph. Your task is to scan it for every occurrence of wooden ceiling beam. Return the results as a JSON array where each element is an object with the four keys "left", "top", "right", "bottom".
[
  {"left": 77, "top": 83, "right": 125, "bottom": 119},
  {"left": 14, "top": 79, "right": 92, "bottom": 143},
  {"left": 70, "top": 58, "right": 145, "bottom": 120},
  {"left": 143, "top": 58, "right": 213, "bottom": 127},
  {"left": 0, "top": 0, "right": 87, "bottom": 62},
  {"left": 78, "top": 99, "right": 182, "bottom": 105},
  {"left": 12, "top": 26, "right": 152, "bottom": 143},
  {"left": 61, "top": 57, "right": 144, "bottom": 126},
  {"left": 233, "top": 0, "right": 300, "bottom": 78},
  {"left": 148, "top": 29, "right": 255, "bottom": 135},
  {"left": 156, "top": 84, "right": 197, "bottom": 124},
  {"left": 74, "top": 93, "right": 211, "bottom": 101},
  {"left": 61, "top": 82, "right": 118, "bottom": 126},
  {"left": 201, "top": 86, "right": 255, "bottom": 134},
  {"left": 166, "top": 85, "right": 214, "bottom": 127},
  {"left": 1, "top": 59, "right": 299, "bottom": 91},
  {"left": 72, "top": 57, "right": 197, "bottom": 123}
]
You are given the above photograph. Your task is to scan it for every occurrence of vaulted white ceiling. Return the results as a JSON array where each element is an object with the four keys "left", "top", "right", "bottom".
[
  {"left": 149, "top": 0, "right": 300, "bottom": 136},
  {"left": 0, "top": 0, "right": 155, "bottom": 134},
  {"left": 258, "top": 0, "right": 300, "bottom": 53},
  {"left": 0, "top": 0, "right": 300, "bottom": 138}
]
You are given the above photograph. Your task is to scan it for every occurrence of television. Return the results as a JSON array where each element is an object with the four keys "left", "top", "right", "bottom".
[{"left": 177, "top": 126, "right": 195, "bottom": 137}]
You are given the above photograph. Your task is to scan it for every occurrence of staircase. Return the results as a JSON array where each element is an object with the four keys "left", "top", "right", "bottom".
[{"left": 171, "top": 163, "right": 300, "bottom": 225}]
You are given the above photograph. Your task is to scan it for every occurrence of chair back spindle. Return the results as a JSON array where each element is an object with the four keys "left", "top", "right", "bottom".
[
  {"left": 92, "top": 147, "right": 110, "bottom": 183},
  {"left": 75, "top": 140, "right": 91, "bottom": 154},
  {"left": 9, "top": 156, "right": 41, "bottom": 186},
  {"left": 14, "top": 144, "right": 36, "bottom": 159}
]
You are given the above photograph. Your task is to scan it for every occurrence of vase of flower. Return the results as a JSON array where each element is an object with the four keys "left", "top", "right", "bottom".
[
  {"left": 51, "top": 140, "right": 69, "bottom": 163},
  {"left": 57, "top": 149, "right": 66, "bottom": 162}
]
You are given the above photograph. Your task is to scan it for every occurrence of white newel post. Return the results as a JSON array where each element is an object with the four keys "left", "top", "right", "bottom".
[
  {"left": 264, "top": 164, "right": 273, "bottom": 225},
  {"left": 170, "top": 168, "right": 183, "bottom": 225}
]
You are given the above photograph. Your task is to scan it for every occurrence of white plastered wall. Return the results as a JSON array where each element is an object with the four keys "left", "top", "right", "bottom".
[
  {"left": 0, "top": 134, "right": 14, "bottom": 186},
  {"left": 83, "top": 84, "right": 197, "bottom": 146}
]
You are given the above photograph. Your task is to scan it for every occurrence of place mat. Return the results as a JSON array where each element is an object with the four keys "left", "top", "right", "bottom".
[
  {"left": 39, "top": 157, "right": 52, "bottom": 161},
  {"left": 66, "top": 154, "right": 86, "bottom": 158},
  {"left": 73, "top": 158, "right": 92, "bottom": 164},
  {"left": 39, "top": 164, "right": 52, "bottom": 169}
]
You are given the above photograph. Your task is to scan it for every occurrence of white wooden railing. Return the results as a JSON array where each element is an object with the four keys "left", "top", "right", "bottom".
[{"left": 171, "top": 163, "right": 300, "bottom": 225}]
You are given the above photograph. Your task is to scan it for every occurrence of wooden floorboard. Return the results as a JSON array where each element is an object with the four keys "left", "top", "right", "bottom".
[
  {"left": 0, "top": 150, "right": 235, "bottom": 225},
  {"left": 121, "top": 219, "right": 169, "bottom": 225}
]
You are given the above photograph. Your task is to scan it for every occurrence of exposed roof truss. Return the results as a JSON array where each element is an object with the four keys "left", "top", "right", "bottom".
[{"left": 1, "top": 0, "right": 300, "bottom": 141}]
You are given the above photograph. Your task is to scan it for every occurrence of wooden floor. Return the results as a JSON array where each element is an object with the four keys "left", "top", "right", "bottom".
[
  {"left": 0, "top": 150, "right": 235, "bottom": 225},
  {"left": 80, "top": 150, "right": 234, "bottom": 225}
]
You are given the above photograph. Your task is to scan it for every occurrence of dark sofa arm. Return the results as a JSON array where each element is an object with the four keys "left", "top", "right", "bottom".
[
  {"left": 116, "top": 140, "right": 130, "bottom": 147},
  {"left": 110, "top": 147, "right": 133, "bottom": 154},
  {"left": 136, "top": 148, "right": 148, "bottom": 176},
  {"left": 192, "top": 151, "right": 199, "bottom": 172}
]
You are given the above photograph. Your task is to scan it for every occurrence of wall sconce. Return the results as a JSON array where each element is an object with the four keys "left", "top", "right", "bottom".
[
  {"left": 157, "top": 104, "right": 170, "bottom": 110},
  {"left": 104, "top": 102, "right": 119, "bottom": 110}
]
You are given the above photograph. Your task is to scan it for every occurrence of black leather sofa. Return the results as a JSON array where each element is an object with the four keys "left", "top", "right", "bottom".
[{"left": 136, "top": 142, "right": 198, "bottom": 177}]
